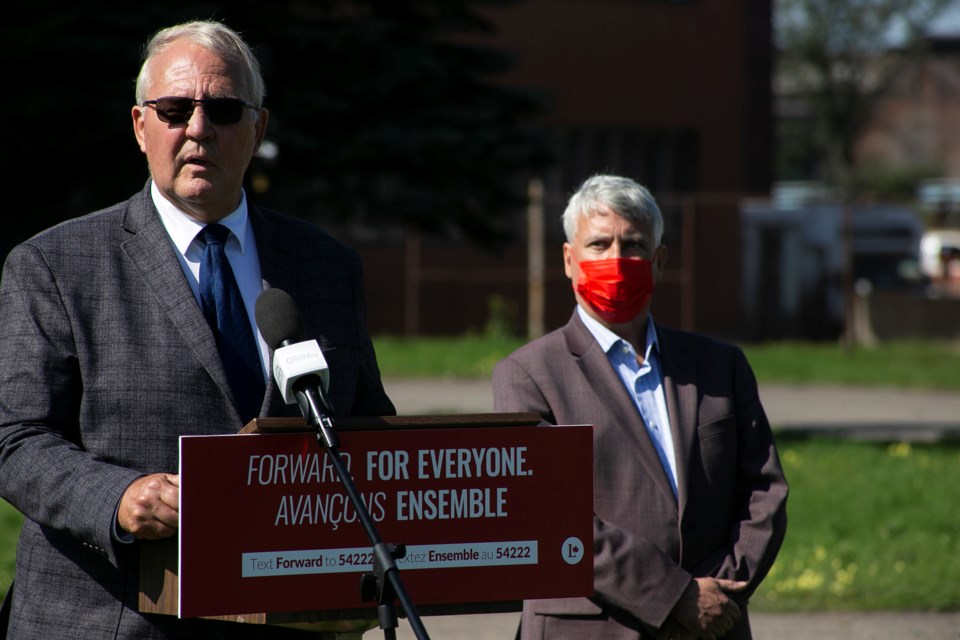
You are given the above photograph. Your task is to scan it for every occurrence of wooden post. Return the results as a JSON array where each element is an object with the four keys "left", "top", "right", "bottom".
[
  {"left": 527, "top": 178, "right": 545, "bottom": 339},
  {"left": 404, "top": 228, "right": 421, "bottom": 337}
]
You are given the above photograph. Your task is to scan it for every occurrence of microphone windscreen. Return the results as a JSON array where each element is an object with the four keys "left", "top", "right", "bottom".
[{"left": 255, "top": 288, "right": 304, "bottom": 349}]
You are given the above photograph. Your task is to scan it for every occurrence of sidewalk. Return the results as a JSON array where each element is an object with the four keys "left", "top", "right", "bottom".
[
  {"left": 382, "top": 377, "right": 960, "bottom": 440},
  {"left": 372, "top": 610, "right": 960, "bottom": 640},
  {"left": 374, "top": 377, "right": 960, "bottom": 639}
]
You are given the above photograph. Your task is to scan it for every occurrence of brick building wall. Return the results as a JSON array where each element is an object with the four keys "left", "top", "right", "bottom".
[{"left": 354, "top": 0, "right": 774, "bottom": 339}]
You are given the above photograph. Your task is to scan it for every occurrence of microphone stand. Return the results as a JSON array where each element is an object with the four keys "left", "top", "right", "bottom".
[{"left": 297, "top": 389, "right": 431, "bottom": 640}]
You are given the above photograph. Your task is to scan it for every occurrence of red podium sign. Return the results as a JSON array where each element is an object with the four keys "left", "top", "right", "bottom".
[{"left": 178, "top": 424, "right": 593, "bottom": 618}]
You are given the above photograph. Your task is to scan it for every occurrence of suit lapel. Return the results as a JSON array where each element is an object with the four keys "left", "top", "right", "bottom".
[
  {"left": 564, "top": 313, "right": 678, "bottom": 506},
  {"left": 119, "top": 185, "right": 240, "bottom": 424},
  {"left": 657, "top": 327, "right": 698, "bottom": 513},
  {"left": 251, "top": 205, "right": 298, "bottom": 297},
  {"left": 249, "top": 206, "right": 299, "bottom": 417}
]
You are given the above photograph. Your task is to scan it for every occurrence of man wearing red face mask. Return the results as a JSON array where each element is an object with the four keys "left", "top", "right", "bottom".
[{"left": 493, "top": 175, "right": 788, "bottom": 640}]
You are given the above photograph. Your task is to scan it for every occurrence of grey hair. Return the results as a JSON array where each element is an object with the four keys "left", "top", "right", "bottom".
[
  {"left": 135, "top": 20, "right": 265, "bottom": 106},
  {"left": 562, "top": 175, "right": 664, "bottom": 245}
]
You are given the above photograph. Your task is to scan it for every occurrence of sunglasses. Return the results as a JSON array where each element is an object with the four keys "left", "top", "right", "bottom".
[{"left": 142, "top": 96, "right": 259, "bottom": 125}]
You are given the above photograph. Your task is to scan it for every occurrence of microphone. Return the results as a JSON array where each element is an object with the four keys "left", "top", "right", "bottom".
[
  {"left": 257, "top": 292, "right": 429, "bottom": 640},
  {"left": 255, "top": 288, "right": 337, "bottom": 445}
]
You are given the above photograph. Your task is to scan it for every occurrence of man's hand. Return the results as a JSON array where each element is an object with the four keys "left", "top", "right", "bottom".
[
  {"left": 117, "top": 473, "right": 179, "bottom": 539},
  {"left": 666, "top": 577, "right": 747, "bottom": 640}
]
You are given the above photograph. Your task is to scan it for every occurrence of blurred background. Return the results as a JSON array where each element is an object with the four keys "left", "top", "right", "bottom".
[{"left": 5, "top": 0, "right": 960, "bottom": 345}]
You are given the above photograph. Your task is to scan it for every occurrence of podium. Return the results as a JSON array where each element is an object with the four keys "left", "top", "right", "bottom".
[{"left": 139, "top": 413, "right": 594, "bottom": 636}]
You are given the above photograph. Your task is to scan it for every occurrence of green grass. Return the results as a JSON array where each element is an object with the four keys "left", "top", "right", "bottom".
[
  {"left": 1, "top": 500, "right": 19, "bottom": 598},
  {"left": 372, "top": 335, "right": 526, "bottom": 379},
  {"left": 371, "top": 336, "right": 960, "bottom": 390},
  {"left": 741, "top": 340, "right": 960, "bottom": 391},
  {"left": 752, "top": 439, "right": 960, "bottom": 611}
]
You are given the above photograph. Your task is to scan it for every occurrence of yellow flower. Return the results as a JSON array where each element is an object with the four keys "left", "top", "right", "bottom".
[
  {"left": 782, "top": 449, "right": 802, "bottom": 467},
  {"left": 796, "top": 569, "right": 825, "bottom": 591},
  {"left": 888, "top": 442, "right": 911, "bottom": 458}
]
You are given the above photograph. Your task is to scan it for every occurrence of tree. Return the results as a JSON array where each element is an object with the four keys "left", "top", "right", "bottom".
[
  {"left": 0, "top": 1, "right": 553, "bottom": 261},
  {"left": 0, "top": 5, "right": 155, "bottom": 257},
  {"left": 243, "top": 0, "right": 554, "bottom": 247},
  {"left": 775, "top": 0, "right": 952, "bottom": 188},
  {"left": 775, "top": 0, "right": 953, "bottom": 345}
]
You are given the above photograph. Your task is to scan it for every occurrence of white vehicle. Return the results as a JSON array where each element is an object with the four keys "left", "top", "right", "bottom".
[{"left": 919, "top": 229, "right": 960, "bottom": 280}]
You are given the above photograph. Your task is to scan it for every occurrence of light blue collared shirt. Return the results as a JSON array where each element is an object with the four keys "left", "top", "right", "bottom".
[
  {"left": 151, "top": 182, "right": 268, "bottom": 379},
  {"left": 577, "top": 305, "right": 678, "bottom": 499}
]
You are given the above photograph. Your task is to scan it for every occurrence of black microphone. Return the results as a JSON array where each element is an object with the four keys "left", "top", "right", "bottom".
[
  {"left": 255, "top": 288, "right": 337, "bottom": 446},
  {"left": 255, "top": 287, "right": 306, "bottom": 351}
]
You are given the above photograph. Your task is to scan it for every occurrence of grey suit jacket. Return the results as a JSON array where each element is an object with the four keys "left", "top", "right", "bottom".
[
  {"left": 0, "top": 182, "right": 394, "bottom": 639},
  {"left": 492, "top": 311, "right": 788, "bottom": 640}
]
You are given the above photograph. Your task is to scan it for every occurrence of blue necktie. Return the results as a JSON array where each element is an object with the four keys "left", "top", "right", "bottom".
[{"left": 197, "top": 223, "right": 265, "bottom": 424}]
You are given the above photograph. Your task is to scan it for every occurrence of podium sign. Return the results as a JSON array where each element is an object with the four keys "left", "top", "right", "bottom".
[{"left": 178, "top": 424, "right": 593, "bottom": 618}]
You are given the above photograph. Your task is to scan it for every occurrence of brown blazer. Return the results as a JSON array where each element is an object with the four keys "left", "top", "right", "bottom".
[{"left": 492, "top": 311, "right": 788, "bottom": 640}]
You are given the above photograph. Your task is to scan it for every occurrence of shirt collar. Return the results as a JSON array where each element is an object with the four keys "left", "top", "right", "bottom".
[
  {"left": 576, "top": 304, "right": 659, "bottom": 360},
  {"left": 150, "top": 181, "right": 252, "bottom": 256}
]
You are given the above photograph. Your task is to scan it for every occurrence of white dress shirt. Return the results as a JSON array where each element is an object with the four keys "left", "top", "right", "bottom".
[{"left": 151, "top": 182, "right": 269, "bottom": 380}]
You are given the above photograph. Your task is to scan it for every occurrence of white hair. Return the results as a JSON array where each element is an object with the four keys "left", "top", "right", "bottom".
[
  {"left": 562, "top": 174, "right": 664, "bottom": 245},
  {"left": 135, "top": 20, "right": 265, "bottom": 106}
]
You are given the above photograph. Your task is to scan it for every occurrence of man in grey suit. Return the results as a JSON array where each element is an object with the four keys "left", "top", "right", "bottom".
[
  {"left": 492, "top": 175, "right": 788, "bottom": 640},
  {"left": 0, "top": 20, "right": 394, "bottom": 639}
]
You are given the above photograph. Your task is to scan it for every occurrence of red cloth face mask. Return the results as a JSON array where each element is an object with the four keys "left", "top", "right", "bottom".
[{"left": 574, "top": 257, "right": 654, "bottom": 324}]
